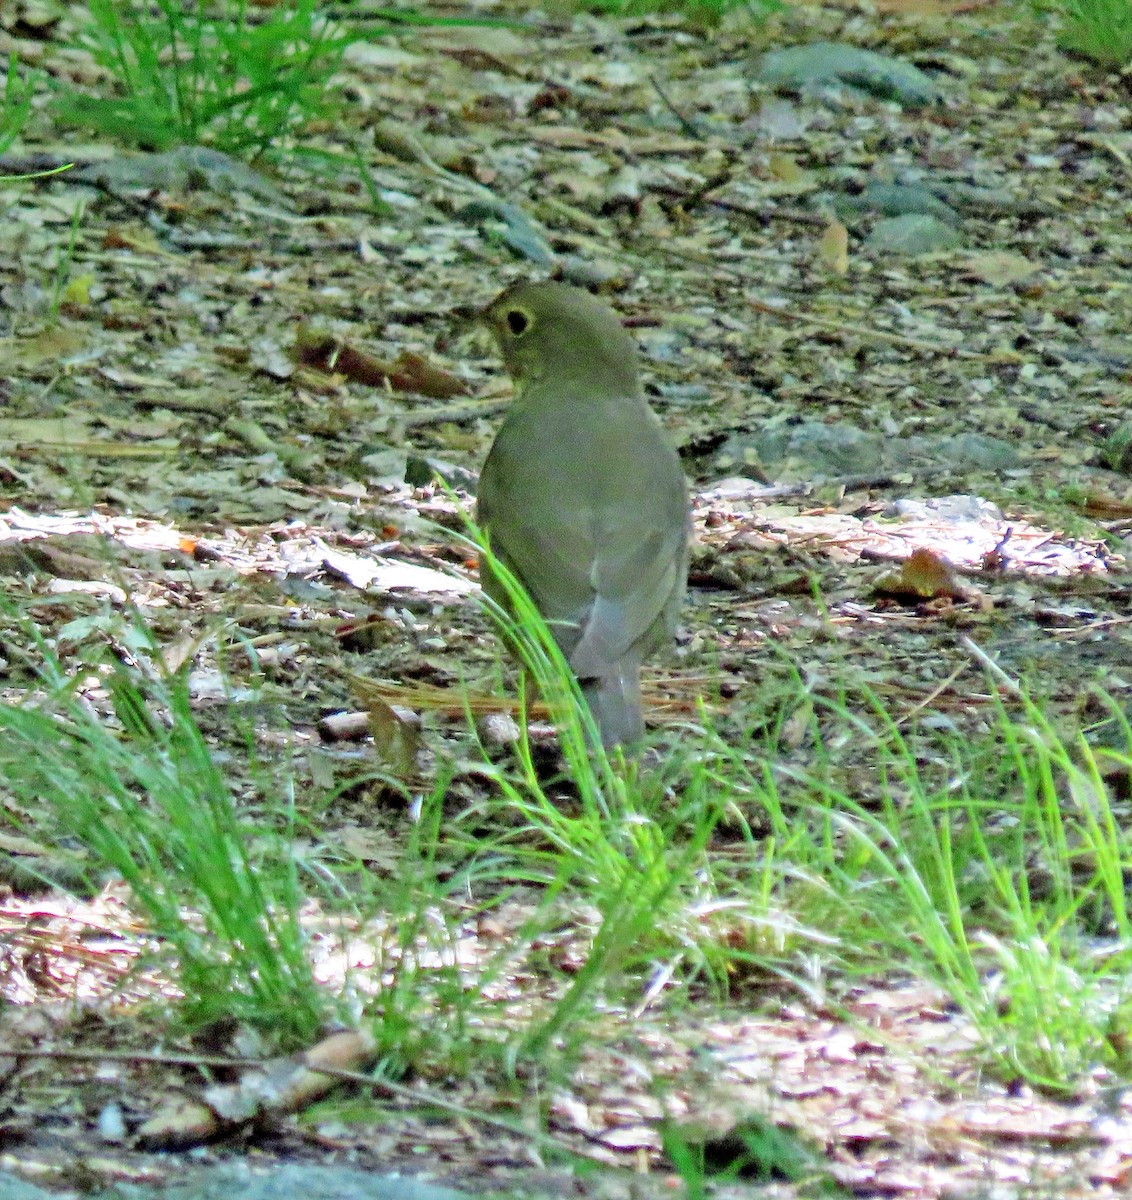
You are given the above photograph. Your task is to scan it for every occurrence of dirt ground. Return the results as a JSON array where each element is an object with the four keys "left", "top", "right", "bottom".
[{"left": 2, "top": 0, "right": 1132, "bottom": 1196}]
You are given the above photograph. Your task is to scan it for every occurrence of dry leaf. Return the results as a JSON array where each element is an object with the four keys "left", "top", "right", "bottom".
[
  {"left": 136, "top": 1099, "right": 220, "bottom": 1149},
  {"left": 138, "top": 1030, "right": 378, "bottom": 1150},
  {"left": 818, "top": 220, "right": 849, "bottom": 275},
  {"left": 765, "top": 151, "right": 817, "bottom": 195},
  {"left": 366, "top": 694, "right": 422, "bottom": 777},
  {"left": 956, "top": 251, "right": 1037, "bottom": 287},
  {"left": 1081, "top": 492, "right": 1132, "bottom": 520},
  {"left": 295, "top": 329, "right": 469, "bottom": 397},
  {"left": 60, "top": 272, "right": 95, "bottom": 308},
  {"left": 874, "top": 547, "right": 991, "bottom": 609},
  {"left": 0, "top": 326, "right": 87, "bottom": 369}
]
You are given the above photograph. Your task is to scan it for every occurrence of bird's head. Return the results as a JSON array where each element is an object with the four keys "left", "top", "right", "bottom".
[{"left": 482, "top": 281, "right": 642, "bottom": 398}]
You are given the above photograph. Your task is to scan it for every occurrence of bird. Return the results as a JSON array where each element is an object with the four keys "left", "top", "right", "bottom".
[{"left": 475, "top": 280, "right": 691, "bottom": 749}]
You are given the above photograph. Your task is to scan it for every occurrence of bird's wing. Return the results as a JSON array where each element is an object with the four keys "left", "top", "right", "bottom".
[
  {"left": 568, "top": 516, "right": 688, "bottom": 679},
  {"left": 477, "top": 448, "right": 595, "bottom": 649},
  {"left": 476, "top": 393, "right": 688, "bottom": 676}
]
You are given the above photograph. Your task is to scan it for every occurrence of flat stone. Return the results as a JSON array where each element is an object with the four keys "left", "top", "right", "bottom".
[
  {"left": 0, "top": 1173, "right": 67, "bottom": 1200},
  {"left": 718, "top": 424, "right": 1020, "bottom": 481},
  {"left": 864, "top": 214, "right": 962, "bottom": 255},
  {"left": 96, "top": 1163, "right": 473, "bottom": 1200},
  {"left": 833, "top": 182, "right": 960, "bottom": 225},
  {"left": 756, "top": 42, "right": 943, "bottom": 107},
  {"left": 738, "top": 422, "right": 887, "bottom": 478},
  {"left": 888, "top": 495, "right": 1006, "bottom": 522}
]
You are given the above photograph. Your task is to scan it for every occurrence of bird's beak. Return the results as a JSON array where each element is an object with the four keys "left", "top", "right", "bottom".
[
  {"left": 448, "top": 301, "right": 491, "bottom": 332},
  {"left": 440, "top": 301, "right": 495, "bottom": 357}
]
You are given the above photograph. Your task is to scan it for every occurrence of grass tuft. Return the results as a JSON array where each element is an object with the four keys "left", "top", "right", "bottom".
[
  {"left": 0, "top": 615, "right": 327, "bottom": 1044},
  {"left": 577, "top": 0, "right": 782, "bottom": 23},
  {"left": 0, "top": 55, "right": 38, "bottom": 156},
  {"left": 714, "top": 677, "right": 1132, "bottom": 1091},
  {"left": 53, "top": 0, "right": 355, "bottom": 154},
  {"left": 451, "top": 515, "right": 737, "bottom": 1059},
  {"left": 1038, "top": 0, "right": 1132, "bottom": 66}
]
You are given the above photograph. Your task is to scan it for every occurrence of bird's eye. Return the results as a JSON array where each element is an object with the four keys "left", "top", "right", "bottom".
[{"left": 506, "top": 309, "right": 531, "bottom": 336}]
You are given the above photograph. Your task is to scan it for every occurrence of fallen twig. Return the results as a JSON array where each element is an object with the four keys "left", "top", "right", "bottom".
[
  {"left": 958, "top": 634, "right": 1023, "bottom": 697},
  {"left": 748, "top": 298, "right": 1022, "bottom": 361}
]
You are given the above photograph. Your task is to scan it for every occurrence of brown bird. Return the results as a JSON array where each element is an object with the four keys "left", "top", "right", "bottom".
[{"left": 476, "top": 281, "right": 690, "bottom": 748}]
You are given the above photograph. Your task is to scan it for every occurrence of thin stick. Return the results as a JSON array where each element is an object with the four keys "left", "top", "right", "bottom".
[
  {"left": 401, "top": 397, "right": 510, "bottom": 428},
  {"left": 958, "top": 635, "right": 1022, "bottom": 697},
  {"left": 1, "top": 1044, "right": 583, "bottom": 1158},
  {"left": 894, "top": 662, "right": 970, "bottom": 727},
  {"left": 648, "top": 73, "right": 703, "bottom": 140},
  {"left": 748, "top": 298, "right": 1021, "bottom": 362}
]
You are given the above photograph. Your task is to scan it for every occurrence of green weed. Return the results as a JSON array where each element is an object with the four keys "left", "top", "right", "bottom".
[
  {"left": 577, "top": 0, "right": 781, "bottom": 22},
  {"left": 0, "top": 611, "right": 327, "bottom": 1043},
  {"left": 54, "top": 0, "right": 354, "bottom": 154},
  {"left": 0, "top": 54, "right": 38, "bottom": 155},
  {"left": 1038, "top": 0, "right": 1132, "bottom": 65},
  {"left": 48, "top": 201, "right": 86, "bottom": 323},
  {"left": 710, "top": 678, "right": 1132, "bottom": 1091},
  {"left": 3, "top": 524, "right": 1130, "bottom": 1107},
  {"left": 453, "top": 518, "right": 735, "bottom": 1063}
]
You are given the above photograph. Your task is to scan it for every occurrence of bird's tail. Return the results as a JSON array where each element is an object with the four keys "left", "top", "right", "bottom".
[{"left": 581, "top": 670, "right": 644, "bottom": 749}]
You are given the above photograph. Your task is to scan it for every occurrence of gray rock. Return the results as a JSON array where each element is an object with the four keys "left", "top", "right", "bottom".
[
  {"left": 75, "top": 146, "right": 286, "bottom": 205},
  {"left": 888, "top": 433, "right": 1019, "bottom": 472},
  {"left": 555, "top": 255, "right": 628, "bottom": 289},
  {"left": 744, "top": 97, "right": 813, "bottom": 141},
  {"left": 458, "top": 198, "right": 555, "bottom": 265},
  {"left": 737, "top": 422, "right": 887, "bottom": 478},
  {"left": 889, "top": 495, "right": 1006, "bottom": 522},
  {"left": 0, "top": 1173, "right": 69, "bottom": 1200},
  {"left": 359, "top": 447, "right": 410, "bottom": 487},
  {"left": 756, "top": 42, "right": 943, "bottom": 107},
  {"left": 721, "top": 424, "right": 1019, "bottom": 481},
  {"left": 864, "top": 214, "right": 962, "bottom": 255},
  {"left": 703, "top": 475, "right": 770, "bottom": 499},
  {"left": 97, "top": 1163, "right": 472, "bottom": 1200},
  {"left": 931, "top": 433, "right": 1020, "bottom": 470},
  {"left": 833, "top": 182, "right": 960, "bottom": 225}
]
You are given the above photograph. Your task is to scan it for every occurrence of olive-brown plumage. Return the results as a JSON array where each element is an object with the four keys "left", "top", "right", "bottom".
[{"left": 476, "top": 281, "right": 690, "bottom": 748}]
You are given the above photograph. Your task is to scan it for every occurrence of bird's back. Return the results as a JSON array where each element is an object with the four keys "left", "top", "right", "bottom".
[{"left": 478, "top": 380, "right": 688, "bottom": 667}]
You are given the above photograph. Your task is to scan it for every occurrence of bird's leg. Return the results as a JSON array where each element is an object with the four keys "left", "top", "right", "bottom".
[{"left": 517, "top": 665, "right": 540, "bottom": 725}]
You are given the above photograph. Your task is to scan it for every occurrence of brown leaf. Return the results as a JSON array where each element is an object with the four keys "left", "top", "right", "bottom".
[
  {"left": 874, "top": 547, "right": 991, "bottom": 609},
  {"left": 388, "top": 349, "right": 471, "bottom": 398},
  {"left": 818, "top": 220, "right": 849, "bottom": 276},
  {"left": 295, "top": 329, "right": 468, "bottom": 398},
  {"left": 138, "top": 1031, "right": 379, "bottom": 1150},
  {"left": 366, "top": 695, "right": 422, "bottom": 778},
  {"left": 136, "top": 1099, "right": 220, "bottom": 1149}
]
